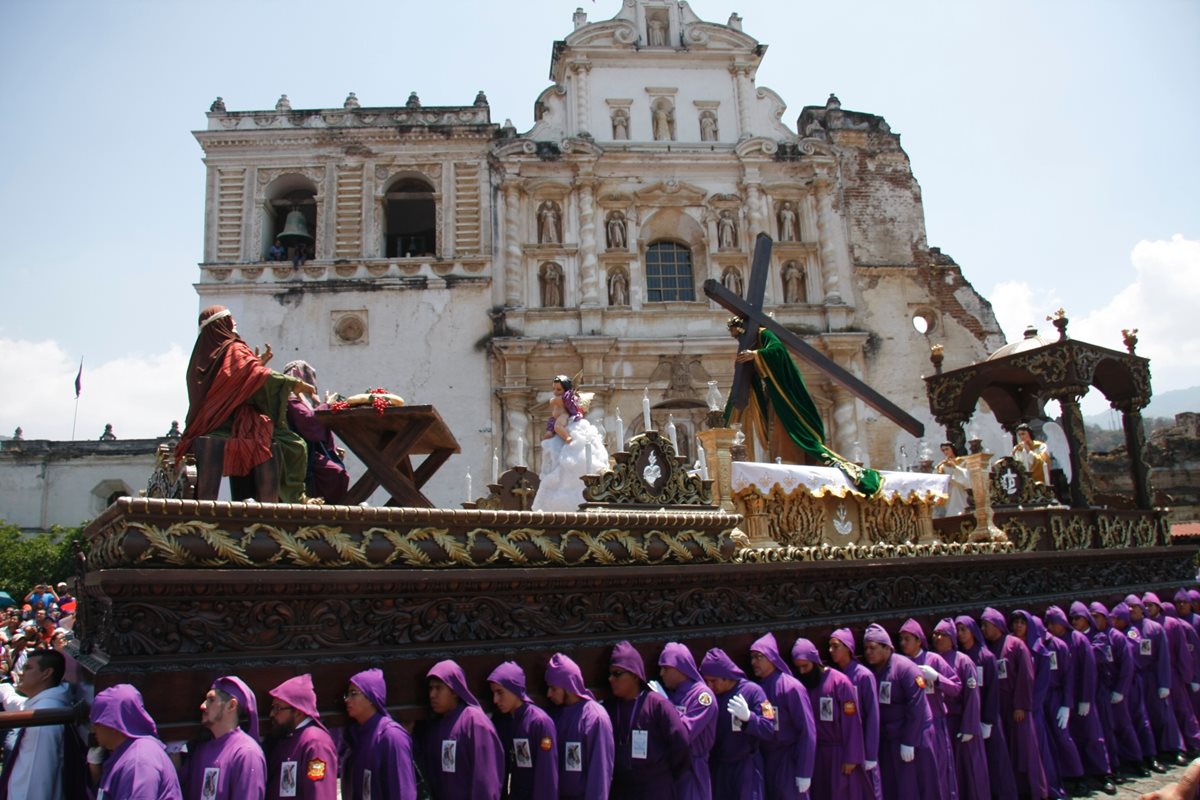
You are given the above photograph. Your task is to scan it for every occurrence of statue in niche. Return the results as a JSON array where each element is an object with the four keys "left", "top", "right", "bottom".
[
  {"left": 540, "top": 262, "right": 564, "bottom": 307},
  {"left": 606, "top": 211, "right": 626, "bottom": 250},
  {"left": 722, "top": 267, "right": 744, "bottom": 298},
  {"left": 699, "top": 111, "right": 718, "bottom": 142},
  {"left": 652, "top": 103, "right": 674, "bottom": 141},
  {"left": 717, "top": 211, "right": 737, "bottom": 250},
  {"left": 537, "top": 200, "right": 562, "bottom": 244},
  {"left": 782, "top": 261, "right": 806, "bottom": 304},
  {"left": 608, "top": 269, "right": 629, "bottom": 306},
  {"left": 778, "top": 201, "right": 798, "bottom": 242},
  {"left": 611, "top": 109, "right": 629, "bottom": 140},
  {"left": 647, "top": 17, "right": 667, "bottom": 46}
]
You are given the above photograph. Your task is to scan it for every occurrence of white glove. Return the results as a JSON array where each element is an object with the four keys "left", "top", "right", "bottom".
[
  {"left": 795, "top": 777, "right": 811, "bottom": 793},
  {"left": 958, "top": 732, "right": 974, "bottom": 743},
  {"left": 1111, "top": 691, "right": 1124, "bottom": 703},
  {"left": 1159, "top": 687, "right": 1171, "bottom": 699},
  {"left": 1077, "top": 701, "right": 1090, "bottom": 717},
  {"left": 1056, "top": 706, "right": 1070, "bottom": 729},
  {"left": 648, "top": 679, "right": 667, "bottom": 698},
  {"left": 981, "top": 723, "right": 992, "bottom": 739},
  {"left": 728, "top": 693, "right": 751, "bottom": 722},
  {"left": 864, "top": 760, "right": 878, "bottom": 770},
  {"left": 918, "top": 664, "right": 940, "bottom": 685},
  {"left": 87, "top": 746, "right": 106, "bottom": 765},
  {"left": 900, "top": 744, "right": 915, "bottom": 762},
  {"left": 1191, "top": 683, "right": 1199, "bottom": 692}
]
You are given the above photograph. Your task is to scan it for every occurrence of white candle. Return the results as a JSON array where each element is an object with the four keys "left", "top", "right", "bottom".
[
  {"left": 466, "top": 470, "right": 473, "bottom": 501},
  {"left": 666, "top": 414, "right": 679, "bottom": 453},
  {"left": 614, "top": 408, "right": 624, "bottom": 451},
  {"left": 697, "top": 441, "right": 709, "bottom": 480},
  {"left": 516, "top": 437, "right": 525, "bottom": 467},
  {"left": 642, "top": 388, "right": 652, "bottom": 431},
  {"left": 492, "top": 449, "right": 499, "bottom": 484}
]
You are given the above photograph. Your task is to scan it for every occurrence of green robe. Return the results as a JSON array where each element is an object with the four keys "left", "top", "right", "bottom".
[
  {"left": 209, "top": 373, "right": 308, "bottom": 503},
  {"left": 726, "top": 327, "right": 882, "bottom": 495}
]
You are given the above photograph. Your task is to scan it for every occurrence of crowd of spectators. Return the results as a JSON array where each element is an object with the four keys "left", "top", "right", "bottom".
[{"left": 0, "top": 581, "right": 76, "bottom": 678}]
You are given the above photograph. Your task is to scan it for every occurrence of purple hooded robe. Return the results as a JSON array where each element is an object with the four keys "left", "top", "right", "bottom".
[
  {"left": 658, "top": 642, "right": 717, "bottom": 800},
  {"left": 1033, "top": 606, "right": 1084, "bottom": 786},
  {"left": 91, "top": 684, "right": 182, "bottom": 800},
  {"left": 791, "top": 638, "right": 873, "bottom": 800},
  {"left": 898, "top": 619, "right": 960, "bottom": 800},
  {"left": 1171, "top": 591, "right": 1200, "bottom": 723},
  {"left": 954, "top": 615, "right": 1018, "bottom": 800},
  {"left": 339, "top": 669, "right": 415, "bottom": 800},
  {"left": 545, "top": 653, "right": 613, "bottom": 800},
  {"left": 604, "top": 641, "right": 691, "bottom": 799},
  {"left": 830, "top": 628, "right": 884, "bottom": 800},
  {"left": 932, "top": 619, "right": 989, "bottom": 800},
  {"left": 1125, "top": 594, "right": 1184, "bottom": 753},
  {"left": 1054, "top": 603, "right": 1112, "bottom": 778},
  {"left": 1009, "top": 609, "right": 1068, "bottom": 798},
  {"left": 184, "top": 676, "right": 267, "bottom": 800},
  {"left": 860, "top": 625, "right": 939, "bottom": 800},
  {"left": 978, "top": 608, "right": 1048, "bottom": 799},
  {"left": 265, "top": 674, "right": 339, "bottom": 800},
  {"left": 420, "top": 660, "right": 504, "bottom": 800},
  {"left": 1145, "top": 594, "right": 1200, "bottom": 751},
  {"left": 699, "top": 647, "right": 773, "bottom": 800},
  {"left": 751, "top": 633, "right": 816, "bottom": 799},
  {"left": 1110, "top": 601, "right": 1160, "bottom": 759},
  {"left": 487, "top": 662, "right": 559, "bottom": 800}
]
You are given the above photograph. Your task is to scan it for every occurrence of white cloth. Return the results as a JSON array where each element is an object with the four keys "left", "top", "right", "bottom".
[
  {"left": 732, "top": 461, "right": 949, "bottom": 503},
  {"left": 532, "top": 418, "right": 610, "bottom": 512},
  {"left": 934, "top": 460, "right": 971, "bottom": 517},
  {"left": 0, "top": 681, "right": 71, "bottom": 800}
]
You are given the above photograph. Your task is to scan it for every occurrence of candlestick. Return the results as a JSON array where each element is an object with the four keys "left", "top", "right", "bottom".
[
  {"left": 642, "top": 388, "right": 652, "bottom": 431},
  {"left": 614, "top": 408, "right": 624, "bottom": 451},
  {"left": 492, "top": 449, "right": 499, "bottom": 484}
]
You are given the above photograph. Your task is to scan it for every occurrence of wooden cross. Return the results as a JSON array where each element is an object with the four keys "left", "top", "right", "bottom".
[{"left": 705, "top": 232, "right": 925, "bottom": 438}]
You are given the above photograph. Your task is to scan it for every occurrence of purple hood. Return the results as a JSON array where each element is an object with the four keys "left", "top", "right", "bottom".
[
  {"left": 270, "top": 674, "right": 323, "bottom": 725},
  {"left": 831, "top": 627, "right": 857, "bottom": 657},
  {"left": 428, "top": 659, "right": 481, "bottom": 707},
  {"left": 487, "top": 661, "right": 532, "bottom": 703},
  {"left": 611, "top": 641, "right": 647, "bottom": 682},
  {"left": 545, "top": 653, "right": 595, "bottom": 701},
  {"left": 980, "top": 607, "right": 1011, "bottom": 638},
  {"left": 659, "top": 642, "right": 704, "bottom": 685},
  {"left": 900, "top": 618, "right": 929, "bottom": 651},
  {"left": 350, "top": 668, "right": 389, "bottom": 718},
  {"left": 700, "top": 647, "right": 745, "bottom": 681},
  {"left": 750, "top": 632, "right": 793, "bottom": 677},
  {"left": 791, "top": 637, "right": 822, "bottom": 665},
  {"left": 863, "top": 623, "right": 893, "bottom": 649},
  {"left": 92, "top": 684, "right": 159, "bottom": 740},
  {"left": 212, "top": 675, "right": 259, "bottom": 741}
]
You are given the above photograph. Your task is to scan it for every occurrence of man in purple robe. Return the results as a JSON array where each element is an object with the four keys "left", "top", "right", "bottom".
[
  {"left": 419, "top": 660, "right": 504, "bottom": 800},
  {"left": 340, "top": 669, "right": 417, "bottom": 800},
  {"left": 978, "top": 608, "right": 1048, "bottom": 799},
  {"left": 1090, "top": 601, "right": 1148, "bottom": 776},
  {"left": 487, "top": 661, "right": 558, "bottom": 800},
  {"left": 1172, "top": 590, "right": 1200, "bottom": 723},
  {"left": 1123, "top": 594, "right": 1186, "bottom": 762},
  {"left": 750, "top": 632, "right": 816, "bottom": 797},
  {"left": 1010, "top": 608, "right": 1069, "bottom": 799},
  {"left": 955, "top": 614, "right": 1018, "bottom": 800},
  {"left": 545, "top": 653, "right": 613, "bottom": 800},
  {"left": 182, "top": 675, "right": 267, "bottom": 800},
  {"left": 931, "top": 619, "right": 989, "bottom": 800},
  {"left": 1145, "top": 592, "right": 1200, "bottom": 754},
  {"left": 1109, "top": 601, "right": 1168, "bottom": 774},
  {"left": 90, "top": 683, "right": 182, "bottom": 799},
  {"left": 860, "top": 624, "right": 939, "bottom": 800},
  {"left": 1166, "top": 598, "right": 1200, "bottom": 734},
  {"left": 699, "top": 647, "right": 773, "bottom": 799},
  {"left": 1082, "top": 601, "right": 1128, "bottom": 778},
  {"left": 657, "top": 642, "right": 716, "bottom": 799},
  {"left": 829, "top": 628, "right": 883, "bottom": 800},
  {"left": 264, "top": 674, "right": 339, "bottom": 800},
  {"left": 1049, "top": 604, "right": 1116, "bottom": 794},
  {"left": 792, "top": 637, "right": 874, "bottom": 800},
  {"left": 897, "top": 619, "right": 960, "bottom": 799},
  {"left": 604, "top": 641, "right": 690, "bottom": 799}
]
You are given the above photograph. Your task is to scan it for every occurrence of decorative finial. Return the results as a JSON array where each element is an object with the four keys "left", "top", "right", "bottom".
[
  {"left": 1122, "top": 328, "right": 1139, "bottom": 355},
  {"left": 165, "top": 421, "right": 181, "bottom": 440},
  {"left": 1046, "top": 308, "right": 1069, "bottom": 340},
  {"left": 727, "top": 12, "right": 743, "bottom": 30},
  {"left": 573, "top": 7, "right": 588, "bottom": 30},
  {"left": 275, "top": 94, "right": 292, "bottom": 112},
  {"left": 406, "top": 92, "right": 421, "bottom": 108},
  {"left": 12, "top": 426, "right": 22, "bottom": 441},
  {"left": 929, "top": 344, "right": 945, "bottom": 374},
  {"left": 209, "top": 97, "right": 226, "bottom": 113},
  {"left": 474, "top": 90, "right": 489, "bottom": 107},
  {"left": 99, "top": 424, "right": 116, "bottom": 441},
  {"left": 344, "top": 92, "right": 360, "bottom": 109},
  {"left": 826, "top": 93, "right": 841, "bottom": 110}
]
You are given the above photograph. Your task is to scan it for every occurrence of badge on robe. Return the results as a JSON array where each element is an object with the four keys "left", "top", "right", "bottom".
[
  {"left": 698, "top": 691, "right": 713, "bottom": 706},
  {"left": 966, "top": 675, "right": 978, "bottom": 690},
  {"left": 915, "top": 675, "right": 927, "bottom": 691},
  {"left": 878, "top": 681, "right": 892, "bottom": 705},
  {"left": 565, "top": 741, "right": 583, "bottom": 772},
  {"left": 975, "top": 665, "right": 985, "bottom": 687},
  {"left": 201, "top": 767, "right": 220, "bottom": 800},
  {"left": 540, "top": 736, "right": 553, "bottom": 752},
  {"left": 820, "top": 696, "right": 834, "bottom": 721},
  {"left": 307, "top": 759, "right": 327, "bottom": 781},
  {"left": 761, "top": 700, "right": 775, "bottom": 720},
  {"left": 363, "top": 769, "right": 372, "bottom": 800},
  {"left": 514, "top": 737, "right": 533, "bottom": 768},
  {"left": 1104, "top": 645, "right": 1114, "bottom": 663},
  {"left": 1049, "top": 651, "right": 1058, "bottom": 671},
  {"left": 843, "top": 700, "right": 857, "bottom": 716},
  {"left": 631, "top": 729, "right": 649, "bottom": 759},
  {"left": 280, "top": 761, "right": 298, "bottom": 797},
  {"left": 1140, "top": 639, "right": 1153, "bottom": 656},
  {"left": 442, "top": 740, "right": 458, "bottom": 772},
  {"left": 996, "top": 658, "right": 1008, "bottom": 680}
]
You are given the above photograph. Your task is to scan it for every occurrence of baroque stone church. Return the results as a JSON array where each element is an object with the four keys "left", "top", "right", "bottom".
[{"left": 193, "top": 0, "right": 1004, "bottom": 505}]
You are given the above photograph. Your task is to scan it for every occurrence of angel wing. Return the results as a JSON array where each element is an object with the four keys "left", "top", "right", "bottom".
[
  {"left": 575, "top": 391, "right": 595, "bottom": 414},
  {"left": 1042, "top": 421, "right": 1072, "bottom": 482}
]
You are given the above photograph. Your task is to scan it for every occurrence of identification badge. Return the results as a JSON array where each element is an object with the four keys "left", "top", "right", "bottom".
[
  {"left": 967, "top": 675, "right": 978, "bottom": 690},
  {"left": 878, "top": 681, "right": 892, "bottom": 705},
  {"left": 1049, "top": 651, "right": 1058, "bottom": 671},
  {"left": 820, "top": 696, "right": 834, "bottom": 721},
  {"left": 280, "top": 761, "right": 298, "bottom": 797},
  {"left": 1105, "top": 645, "right": 1114, "bottom": 663},
  {"left": 997, "top": 658, "right": 1008, "bottom": 680},
  {"left": 201, "top": 768, "right": 220, "bottom": 800},
  {"left": 363, "top": 770, "right": 372, "bottom": 800},
  {"left": 1141, "top": 639, "right": 1153, "bottom": 655},
  {"left": 975, "top": 665, "right": 984, "bottom": 687},
  {"left": 442, "top": 739, "right": 457, "bottom": 772},
  {"left": 631, "top": 729, "right": 649, "bottom": 759},
  {"left": 513, "top": 737, "right": 532, "bottom": 768},
  {"left": 565, "top": 741, "right": 583, "bottom": 772}
]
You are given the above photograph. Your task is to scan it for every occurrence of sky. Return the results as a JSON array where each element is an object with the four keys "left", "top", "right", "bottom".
[{"left": 1, "top": 0, "right": 1197, "bottom": 442}]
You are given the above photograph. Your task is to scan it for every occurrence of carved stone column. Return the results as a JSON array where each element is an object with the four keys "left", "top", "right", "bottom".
[
  {"left": 1053, "top": 389, "right": 1095, "bottom": 509},
  {"left": 1116, "top": 402, "right": 1154, "bottom": 510},
  {"left": 937, "top": 413, "right": 969, "bottom": 456},
  {"left": 697, "top": 428, "right": 737, "bottom": 513},
  {"left": 960, "top": 451, "right": 1007, "bottom": 542},
  {"left": 731, "top": 64, "right": 753, "bottom": 138},
  {"left": 497, "top": 387, "right": 534, "bottom": 470},
  {"left": 814, "top": 178, "right": 844, "bottom": 304},
  {"left": 572, "top": 61, "right": 592, "bottom": 137},
  {"left": 503, "top": 183, "right": 524, "bottom": 307},
  {"left": 576, "top": 179, "right": 600, "bottom": 306},
  {"left": 743, "top": 182, "right": 766, "bottom": 238},
  {"left": 823, "top": 334, "right": 868, "bottom": 456}
]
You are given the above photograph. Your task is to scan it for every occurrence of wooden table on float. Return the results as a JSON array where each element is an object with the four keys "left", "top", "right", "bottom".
[{"left": 315, "top": 405, "right": 460, "bottom": 507}]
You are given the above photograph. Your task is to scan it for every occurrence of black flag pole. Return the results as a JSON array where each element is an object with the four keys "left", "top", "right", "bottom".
[{"left": 71, "top": 357, "right": 82, "bottom": 440}]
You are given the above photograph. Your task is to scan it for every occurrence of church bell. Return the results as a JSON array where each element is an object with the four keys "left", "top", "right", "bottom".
[{"left": 278, "top": 209, "right": 313, "bottom": 245}]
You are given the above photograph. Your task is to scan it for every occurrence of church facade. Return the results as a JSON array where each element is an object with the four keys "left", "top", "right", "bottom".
[{"left": 193, "top": 1, "right": 1003, "bottom": 506}]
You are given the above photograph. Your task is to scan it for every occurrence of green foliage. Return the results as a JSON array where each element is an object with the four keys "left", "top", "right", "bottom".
[{"left": 0, "top": 521, "right": 86, "bottom": 601}]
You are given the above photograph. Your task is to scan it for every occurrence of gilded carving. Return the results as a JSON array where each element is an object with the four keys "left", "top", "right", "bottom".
[{"left": 583, "top": 432, "right": 712, "bottom": 506}]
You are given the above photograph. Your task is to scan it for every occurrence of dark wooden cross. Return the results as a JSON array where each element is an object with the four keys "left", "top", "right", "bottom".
[{"left": 705, "top": 232, "right": 925, "bottom": 437}]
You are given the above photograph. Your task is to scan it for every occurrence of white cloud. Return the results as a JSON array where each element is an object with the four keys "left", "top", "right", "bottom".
[
  {"left": 0, "top": 339, "right": 187, "bottom": 441},
  {"left": 987, "top": 281, "right": 1063, "bottom": 345}
]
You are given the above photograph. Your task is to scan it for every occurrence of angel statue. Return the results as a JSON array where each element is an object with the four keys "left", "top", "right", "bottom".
[{"left": 532, "top": 374, "right": 610, "bottom": 512}]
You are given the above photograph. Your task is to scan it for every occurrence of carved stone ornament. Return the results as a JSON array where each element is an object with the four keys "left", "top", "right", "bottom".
[{"left": 582, "top": 431, "right": 713, "bottom": 507}]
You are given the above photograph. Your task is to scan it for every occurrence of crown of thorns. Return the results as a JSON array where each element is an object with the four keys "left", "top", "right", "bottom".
[{"left": 726, "top": 316, "right": 747, "bottom": 334}]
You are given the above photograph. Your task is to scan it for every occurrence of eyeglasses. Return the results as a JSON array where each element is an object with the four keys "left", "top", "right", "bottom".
[
  {"left": 343, "top": 688, "right": 363, "bottom": 700},
  {"left": 608, "top": 669, "right": 627, "bottom": 678},
  {"left": 269, "top": 704, "right": 292, "bottom": 714}
]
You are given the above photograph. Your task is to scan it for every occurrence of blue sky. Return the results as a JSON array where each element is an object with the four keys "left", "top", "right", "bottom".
[{"left": 1, "top": 0, "right": 1197, "bottom": 440}]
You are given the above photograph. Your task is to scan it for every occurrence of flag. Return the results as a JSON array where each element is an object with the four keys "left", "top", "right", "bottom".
[{"left": 74, "top": 358, "right": 83, "bottom": 398}]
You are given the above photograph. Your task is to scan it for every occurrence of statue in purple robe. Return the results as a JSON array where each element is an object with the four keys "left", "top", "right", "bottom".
[
  {"left": 340, "top": 668, "right": 416, "bottom": 800},
  {"left": 657, "top": 642, "right": 717, "bottom": 799},
  {"left": 932, "top": 619, "right": 990, "bottom": 800},
  {"left": 90, "top": 684, "right": 182, "bottom": 800},
  {"left": 487, "top": 662, "right": 559, "bottom": 800},
  {"left": 183, "top": 676, "right": 267, "bottom": 800},
  {"left": 750, "top": 632, "right": 817, "bottom": 798},
  {"left": 264, "top": 674, "right": 339, "bottom": 800},
  {"left": 955, "top": 615, "right": 1019, "bottom": 800},
  {"left": 828, "top": 628, "right": 884, "bottom": 800},
  {"left": 699, "top": 647, "right": 773, "bottom": 799},
  {"left": 792, "top": 637, "right": 875, "bottom": 800},
  {"left": 897, "top": 619, "right": 960, "bottom": 799},
  {"left": 419, "top": 660, "right": 504, "bottom": 800},
  {"left": 282, "top": 360, "right": 350, "bottom": 503},
  {"left": 545, "top": 653, "right": 614, "bottom": 800}
]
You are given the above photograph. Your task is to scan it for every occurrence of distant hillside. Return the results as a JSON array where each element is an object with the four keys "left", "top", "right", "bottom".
[{"left": 1087, "top": 385, "right": 1200, "bottom": 429}]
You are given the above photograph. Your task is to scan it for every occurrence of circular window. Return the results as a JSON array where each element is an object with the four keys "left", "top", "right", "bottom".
[{"left": 912, "top": 309, "right": 936, "bottom": 335}]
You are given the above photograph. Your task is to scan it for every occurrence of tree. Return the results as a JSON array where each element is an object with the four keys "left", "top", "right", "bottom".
[{"left": 0, "top": 521, "right": 85, "bottom": 601}]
